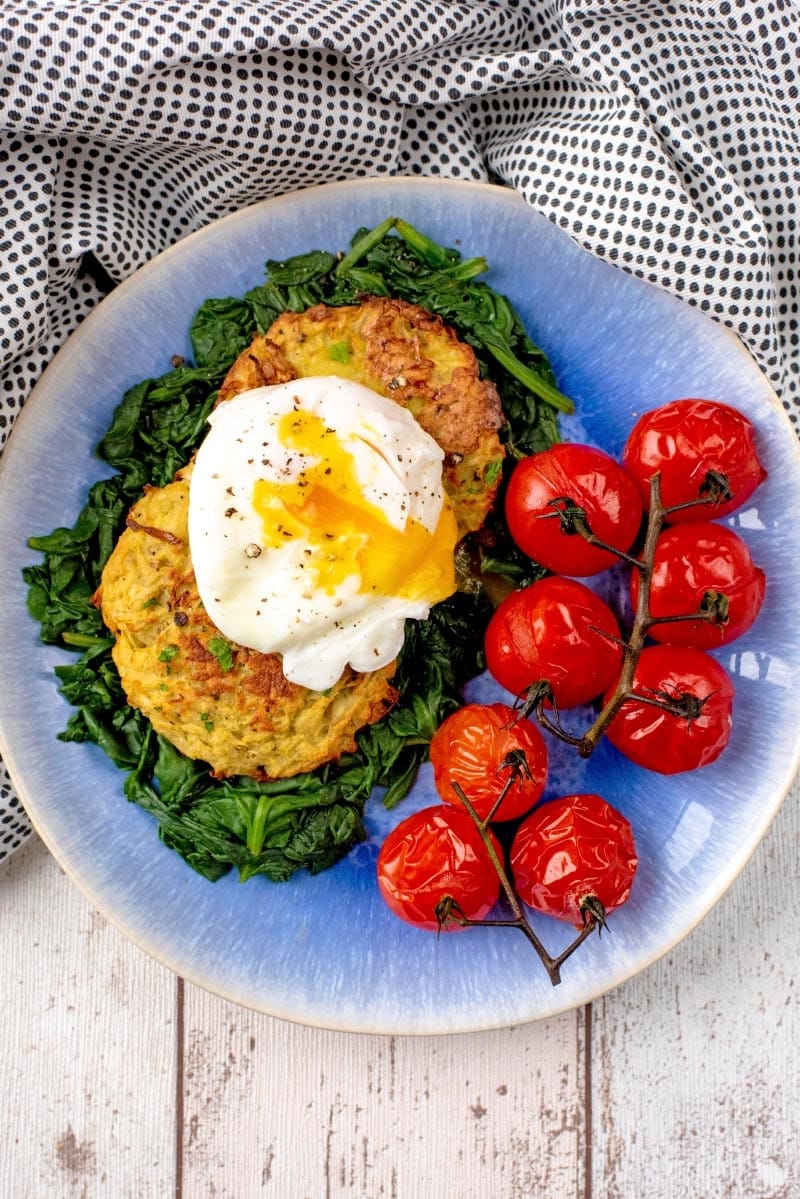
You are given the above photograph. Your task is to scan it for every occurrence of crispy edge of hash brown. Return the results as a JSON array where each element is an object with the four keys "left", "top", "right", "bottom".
[
  {"left": 220, "top": 297, "right": 506, "bottom": 537},
  {"left": 95, "top": 468, "right": 397, "bottom": 781}
]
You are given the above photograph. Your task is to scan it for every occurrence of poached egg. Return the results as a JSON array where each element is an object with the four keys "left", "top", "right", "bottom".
[{"left": 188, "top": 377, "right": 458, "bottom": 691}]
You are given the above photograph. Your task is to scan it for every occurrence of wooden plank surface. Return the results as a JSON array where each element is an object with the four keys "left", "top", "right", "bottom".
[
  {"left": 592, "top": 777, "right": 800, "bottom": 1198},
  {"left": 2, "top": 778, "right": 798, "bottom": 1198},
  {"left": 0, "top": 836, "right": 178, "bottom": 1199},
  {"left": 179, "top": 987, "right": 585, "bottom": 1198}
]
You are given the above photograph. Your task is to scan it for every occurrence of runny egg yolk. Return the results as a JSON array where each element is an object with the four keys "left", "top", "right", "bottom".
[{"left": 251, "top": 408, "right": 457, "bottom": 604}]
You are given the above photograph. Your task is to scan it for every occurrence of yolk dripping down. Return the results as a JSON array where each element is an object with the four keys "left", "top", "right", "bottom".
[{"left": 251, "top": 408, "right": 457, "bottom": 603}]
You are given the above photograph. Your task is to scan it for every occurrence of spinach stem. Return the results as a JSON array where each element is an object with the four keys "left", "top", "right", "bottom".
[
  {"left": 394, "top": 217, "right": 454, "bottom": 269},
  {"left": 442, "top": 257, "right": 491, "bottom": 281},
  {"left": 246, "top": 793, "right": 271, "bottom": 856},
  {"left": 62, "top": 632, "right": 113, "bottom": 649},
  {"left": 485, "top": 341, "right": 574, "bottom": 414},
  {"left": 335, "top": 216, "right": 397, "bottom": 275}
]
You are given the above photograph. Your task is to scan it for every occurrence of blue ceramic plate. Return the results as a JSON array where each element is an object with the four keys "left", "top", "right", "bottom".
[{"left": 1, "top": 178, "right": 799, "bottom": 1034}]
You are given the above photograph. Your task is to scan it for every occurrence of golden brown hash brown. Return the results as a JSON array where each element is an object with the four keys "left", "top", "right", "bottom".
[
  {"left": 96, "top": 469, "right": 397, "bottom": 780},
  {"left": 96, "top": 297, "right": 506, "bottom": 780},
  {"left": 219, "top": 297, "right": 506, "bottom": 536}
]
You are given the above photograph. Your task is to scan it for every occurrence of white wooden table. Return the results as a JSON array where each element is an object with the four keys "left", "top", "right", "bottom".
[{"left": 2, "top": 774, "right": 798, "bottom": 1199}]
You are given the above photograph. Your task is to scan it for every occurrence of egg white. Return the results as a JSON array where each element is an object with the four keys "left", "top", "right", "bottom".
[{"left": 187, "top": 377, "right": 455, "bottom": 691}]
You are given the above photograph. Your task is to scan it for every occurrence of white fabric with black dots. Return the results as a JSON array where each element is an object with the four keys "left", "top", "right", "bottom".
[{"left": 1, "top": 0, "right": 798, "bottom": 858}]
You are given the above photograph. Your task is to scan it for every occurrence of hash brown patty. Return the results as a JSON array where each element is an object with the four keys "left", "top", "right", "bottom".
[
  {"left": 97, "top": 468, "right": 397, "bottom": 780},
  {"left": 96, "top": 298, "right": 505, "bottom": 780}
]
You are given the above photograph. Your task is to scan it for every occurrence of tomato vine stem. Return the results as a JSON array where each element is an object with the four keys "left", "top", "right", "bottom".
[
  {"left": 576, "top": 471, "right": 666, "bottom": 754},
  {"left": 447, "top": 778, "right": 601, "bottom": 986},
  {"left": 431, "top": 470, "right": 736, "bottom": 987},
  {"left": 543, "top": 497, "right": 646, "bottom": 569},
  {"left": 521, "top": 473, "right": 727, "bottom": 757}
]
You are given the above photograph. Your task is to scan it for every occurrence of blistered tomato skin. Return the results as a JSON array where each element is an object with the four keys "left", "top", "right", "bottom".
[
  {"left": 632, "top": 522, "right": 766, "bottom": 648},
  {"left": 484, "top": 576, "right": 623, "bottom": 709},
  {"left": 623, "top": 398, "right": 767, "bottom": 523},
  {"left": 604, "top": 645, "right": 735, "bottom": 773},
  {"left": 510, "top": 793, "right": 638, "bottom": 927},
  {"left": 429, "top": 703, "right": 548, "bottom": 822},
  {"left": 377, "top": 806, "right": 502, "bottom": 931},
  {"left": 505, "top": 443, "right": 643, "bottom": 576}
]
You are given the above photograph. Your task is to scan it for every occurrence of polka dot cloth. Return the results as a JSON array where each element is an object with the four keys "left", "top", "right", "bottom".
[{"left": 1, "top": 0, "right": 798, "bottom": 860}]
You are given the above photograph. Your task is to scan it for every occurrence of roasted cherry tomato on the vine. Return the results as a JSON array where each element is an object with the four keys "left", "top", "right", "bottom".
[
  {"left": 485, "top": 575, "right": 623, "bottom": 709},
  {"left": 632, "top": 521, "right": 766, "bottom": 648},
  {"left": 604, "top": 645, "right": 734, "bottom": 773},
  {"left": 623, "top": 398, "right": 767, "bottom": 522},
  {"left": 429, "top": 702, "right": 548, "bottom": 822},
  {"left": 510, "top": 793, "right": 637, "bottom": 928},
  {"left": 505, "top": 443, "right": 643, "bottom": 576},
  {"left": 377, "top": 806, "right": 502, "bottom": 931}
]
